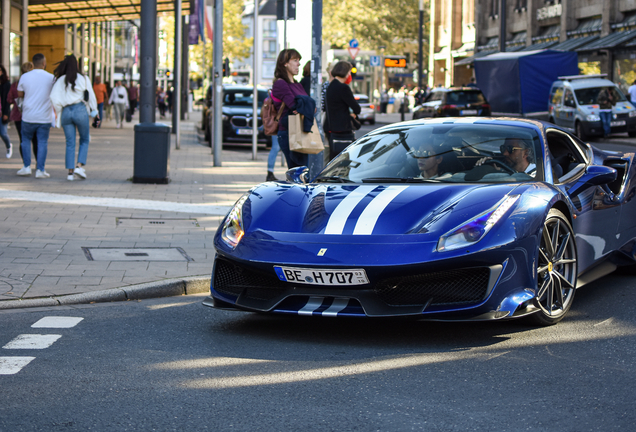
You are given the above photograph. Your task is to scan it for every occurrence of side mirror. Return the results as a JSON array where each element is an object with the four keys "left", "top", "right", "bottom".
[
  {"left": 567, "top": 165, "right": 617, "bottom": 197},
  {"left": 285, "top": 166, "right": 309, "bottom": 184}
]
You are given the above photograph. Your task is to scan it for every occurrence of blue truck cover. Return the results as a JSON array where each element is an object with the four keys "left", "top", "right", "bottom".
[{"left": 474, "top": 50, "right": 579, "bottom": 115}]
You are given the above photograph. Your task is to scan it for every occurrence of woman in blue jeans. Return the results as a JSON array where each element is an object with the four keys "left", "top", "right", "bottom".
[
  {"left": 49, "top": 54, "right": 98, "bottom": 181},
  {"left": 266, "top": 134, "right": 280, "bottom": 181}
]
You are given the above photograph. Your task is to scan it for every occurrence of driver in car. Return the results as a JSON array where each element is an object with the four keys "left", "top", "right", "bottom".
[
  {"left": 500, "top": 138, "right": 536, "bottom": 176},
  {"left": 475, "top": 138, "right": 536, "bottom": 176}
]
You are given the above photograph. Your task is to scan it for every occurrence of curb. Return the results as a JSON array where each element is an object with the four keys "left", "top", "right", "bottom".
[{"left": 0, "top": 276, "right": 211, "bottom": 310}]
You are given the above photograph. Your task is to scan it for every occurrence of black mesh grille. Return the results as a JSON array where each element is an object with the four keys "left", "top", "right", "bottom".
[
  {"left": 214, "top": 259, "right": 287, "bottom": 301},
  {"left": 214, "top": 258, "right": 491, "bottom": 307},
  {"left": 374, "top": 268, "right": 490, "bottom": 306}
]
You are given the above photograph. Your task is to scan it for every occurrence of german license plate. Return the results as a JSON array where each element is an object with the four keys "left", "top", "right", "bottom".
[
  {"left": 611, "top": 120, "right": 625, "bottom": 127},
  {"left": 237, "top": 129, "right": 254, "bottom": 135},
  {"left": 274, "top": 266, "right": 369, "bottom": 286},
  {"left": 461, "top": 109, "right": 478, "bottom": 115}
]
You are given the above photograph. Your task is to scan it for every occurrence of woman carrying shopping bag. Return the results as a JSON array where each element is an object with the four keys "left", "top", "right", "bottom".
[
  {"left": 271, "top": 48, "right": 309, "bottom": 168},
  {"left": 50, "top": 54, "right": 98, "bottom": 181},
  {"left": 109, "top": 80, "right": 129, "bottom": 128}
]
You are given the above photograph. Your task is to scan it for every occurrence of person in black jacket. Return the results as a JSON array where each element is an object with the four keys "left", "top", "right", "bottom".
[
  {"left": 299, "top": 61, "right": 311, "bottom": 95},
  {"left": 0, "top": 65, "right": 13, "bottom": 158},
  {"left": 325, "top": 61, "right": 361, "bottom": 161}
]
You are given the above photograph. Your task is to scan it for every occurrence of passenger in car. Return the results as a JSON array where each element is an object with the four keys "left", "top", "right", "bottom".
[{"left": 409, "top": 143, "right": 444, "bottom": 179}]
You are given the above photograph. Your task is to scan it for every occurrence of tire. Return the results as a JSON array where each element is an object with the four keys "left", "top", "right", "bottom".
[
  {"left": 575, "top": 121, "right": 588, "bottom": 142},
  {"left": 527, "top": 208, "right": 577, "bottom": 326},
  {"left": 369, "top": 119, "right": 375, "bottom": 125},
  {"left": 628, "top": 131, "right": 636, "bottom": 138},
  {"left": 548, "top": 117, "right": 555, "bottom": 124}
]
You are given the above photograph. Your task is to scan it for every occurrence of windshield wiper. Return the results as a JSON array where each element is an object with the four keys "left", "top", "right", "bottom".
[
  {"left": 361, "top": 177, "right": 440, "bottom": 183},
  {"left": 315, "top": 176, "right": 355, "bottom": 183}
]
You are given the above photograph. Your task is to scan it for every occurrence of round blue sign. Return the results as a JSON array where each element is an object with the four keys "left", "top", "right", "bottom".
[{"left": 349, "top": 39, "right": 359, "bottom": 49}]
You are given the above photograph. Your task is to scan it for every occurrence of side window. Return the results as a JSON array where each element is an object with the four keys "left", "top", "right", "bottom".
[
  {"left": 564, "top": 90, "right": 575, "bottom": 107},
  {"left": 551, "top": 87, "right": 564, "bottom": 105}
]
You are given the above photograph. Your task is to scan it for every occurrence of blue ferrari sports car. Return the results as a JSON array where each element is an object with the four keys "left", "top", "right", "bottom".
[{"left": 204, "top": 117, "right": 636, "bottom": 325}]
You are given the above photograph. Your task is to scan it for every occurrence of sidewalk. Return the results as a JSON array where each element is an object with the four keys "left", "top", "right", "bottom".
[{"left": 0, "top": 110, "right": 284, "bottom": 309}]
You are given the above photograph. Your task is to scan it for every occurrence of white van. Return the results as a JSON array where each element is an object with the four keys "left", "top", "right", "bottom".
[{"left": 548, "top": 75, "right": 636, "bottom": 140}]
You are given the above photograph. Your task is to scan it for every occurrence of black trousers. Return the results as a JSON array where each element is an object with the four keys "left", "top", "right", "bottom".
[{"left": 328, "top": 132, "right": 355, "bottom": 161}]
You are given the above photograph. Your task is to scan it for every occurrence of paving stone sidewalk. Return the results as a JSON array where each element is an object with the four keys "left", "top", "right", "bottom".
[{"left": 0, "top": 110, "right": 286, "bottom": 303}]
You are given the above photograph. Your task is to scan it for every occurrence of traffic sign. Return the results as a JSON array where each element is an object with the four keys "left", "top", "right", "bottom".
[
  {"left": 347, "top": 47, "right": 360, "bottom": 59},
  {"left": 349, "top": 39, "right": 359, "bottom": 48},
  {"left": 370, "top": 55, "right": 381, "bottom": 67}
]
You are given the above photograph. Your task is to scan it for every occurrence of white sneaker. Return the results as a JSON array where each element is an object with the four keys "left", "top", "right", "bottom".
[
  {"left": 67, "top": 174, "right": 74, "bottom": 181},
  {"left": 6, "top": 144, "right": 11, "bottom": 159},
  {"left": 16, "top": 166, "right": 31, "bottom": 176},
  {"left": 74, "top": 166, "right": 87, "bottom": 179},
  {"left": 35, "top": 169, "right": 50, "bottom": 178}
]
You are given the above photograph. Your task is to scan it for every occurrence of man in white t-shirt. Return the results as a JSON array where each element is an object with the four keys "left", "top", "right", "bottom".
[
  {"left": 628, "top": 80, "right": 636, "bottom": 104},
  {"left": 16, "top": 53, "right": 55, "bottom": 178}
]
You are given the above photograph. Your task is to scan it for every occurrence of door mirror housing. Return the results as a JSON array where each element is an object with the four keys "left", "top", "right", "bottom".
[
  {"left": 567, "top": 165, "right": 617, "bottom": 197},
  {"left": 286, "top": 166, "right": 309, "bottom": 184}
]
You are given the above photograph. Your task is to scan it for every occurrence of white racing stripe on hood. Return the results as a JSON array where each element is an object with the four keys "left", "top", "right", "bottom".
[
  {"left": 353, "top": 186, "right": 408, "bottom": 235},
  {"left": 324, "top": 185, "right": 377, "bottom": 234}
]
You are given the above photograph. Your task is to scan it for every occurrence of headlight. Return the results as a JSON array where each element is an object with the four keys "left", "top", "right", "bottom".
[
  {"left": 221, "top": 194, "right": 249, "bottom": 248},
  {"left": 586, "top": 114, "right": 600, "bottom": 122},
  {"left": 629, "top": 111, "right": 636, "bottom": 118},
  {"left": 437, "top": 195, "right": 520, "bottom": 252}
]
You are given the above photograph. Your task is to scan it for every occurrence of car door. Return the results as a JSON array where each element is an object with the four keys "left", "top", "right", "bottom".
[{"left": 546, "top": 128, "right": 621, "bottom": 273}]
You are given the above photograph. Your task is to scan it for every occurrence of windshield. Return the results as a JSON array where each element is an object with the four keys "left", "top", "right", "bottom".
[
  {"left": 316, "top": 124, "right": 543, "bottom": 184},
  {"left": 223, "top": 90, "right": 268, "bottom": 106},
  {"left": 574, "top": 86, "right": 627, "bottom": 105}
]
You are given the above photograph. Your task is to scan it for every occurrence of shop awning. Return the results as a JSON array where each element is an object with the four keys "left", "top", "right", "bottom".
[
  {"left": 576, "top": 29, "right": 636, "bottom": 51},
  {"left": 29, "top": 0, "right": 191, "bottom": 27},
  {"left": 520, "top": 40, "right": 559, "bottom": 51},
  {"left": 455, "top": 49, "right": 496, "bottom": 66},
  {"left": 550, "top": 35, "right": 599, "bottom": 51}
]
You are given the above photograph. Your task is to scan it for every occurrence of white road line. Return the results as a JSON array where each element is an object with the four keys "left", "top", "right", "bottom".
[
  {"left": 0, "top": 188, "right": 231, "bottom": 216},
  {"left": 0, "top": 357, "right": 36, "bottom": 375},
  {"left": 321, "top": 298, "right": 350, "bottom": 317},
  {"left": 298, "top": 297, "right": 324, "bottom": 316},
  {"left": 3, "top": 334, "right": 62, "bottom": 350},
  {"left": 32, "top": 317, "right": 84, "bottom": 328},
  {"left": 324, "top": 186, "right": 376, "bottom": 235},
  {"left": 353, "top": 186, "right": 408, "bottom": 235}
]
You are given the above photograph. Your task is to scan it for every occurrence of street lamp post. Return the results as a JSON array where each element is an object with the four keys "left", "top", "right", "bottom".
[{"left": 418, "top": 0, "right": 424, "bottom": 89}]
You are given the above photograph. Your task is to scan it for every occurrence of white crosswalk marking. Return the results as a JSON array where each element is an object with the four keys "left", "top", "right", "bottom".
[
  {"left": 0, "top": 357, "right": 36, "bottom": 375},
  {"left": 3, "top": 334, "right": 62, "bottom": 350},
  {"left": 31, "top": 317, "right": 84, "bottom": 328}
]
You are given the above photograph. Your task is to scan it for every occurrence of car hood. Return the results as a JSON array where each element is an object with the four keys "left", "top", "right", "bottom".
[
  {"left": 222, "top": 106, "right": 262, "bottom": 116},
  {"left": 242, "top": 182, "right": 522, "bottom": 239}
]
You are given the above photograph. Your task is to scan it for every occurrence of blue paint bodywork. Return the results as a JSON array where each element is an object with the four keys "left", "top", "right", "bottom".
[{"left": 205, "top": 118, "right": 636, "bottom": 321}]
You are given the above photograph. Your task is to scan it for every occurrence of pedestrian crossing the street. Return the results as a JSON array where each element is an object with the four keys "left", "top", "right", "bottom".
[{"left": 0, "top": 316, "right": 83, "bottom": 375}]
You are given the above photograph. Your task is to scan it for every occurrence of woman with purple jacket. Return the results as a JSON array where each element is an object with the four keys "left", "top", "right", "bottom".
[{"left": 271, "top": 49, "right": 309, "bottom": 168}]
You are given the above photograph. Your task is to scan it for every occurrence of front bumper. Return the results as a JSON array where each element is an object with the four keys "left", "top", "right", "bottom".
[
  {"left": 581, "top": 117, "right": 636, "bottom": 136},
  {"left": 205, "top": 238, "right": 539, "bottom": 321}
]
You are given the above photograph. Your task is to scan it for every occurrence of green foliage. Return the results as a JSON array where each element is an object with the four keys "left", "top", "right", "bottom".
[{"left": 323, "top": 0, "right": 429, "bottom": 55}]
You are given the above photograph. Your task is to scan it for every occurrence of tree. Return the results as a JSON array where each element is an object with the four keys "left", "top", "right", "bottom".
[
  {"left": 323, "top": 0, "right": 429, "bottom": 56},
  {"left": 160, "top": 0, "right": 252, "bottom": 74}
]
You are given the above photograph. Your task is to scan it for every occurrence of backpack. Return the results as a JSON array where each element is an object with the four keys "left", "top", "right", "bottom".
[{"left": 262, "top": 90, "right": 285, "bottom": 136}]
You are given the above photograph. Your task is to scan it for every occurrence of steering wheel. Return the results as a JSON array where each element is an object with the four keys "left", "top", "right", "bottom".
[{"left": 483, "top": 159, "right": 516, "bottom": 174}]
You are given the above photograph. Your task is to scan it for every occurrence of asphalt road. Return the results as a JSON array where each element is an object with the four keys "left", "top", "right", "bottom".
[{"left": 2, "top": 268, "right": 636, "bottom": 431}]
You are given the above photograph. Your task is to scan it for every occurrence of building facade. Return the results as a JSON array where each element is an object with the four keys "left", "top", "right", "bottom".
[
  {"left": 428, "top": 0, "right": 476, "bottom": 88},
  {"left": 474, "top": 0, "right": 636, "bottom": 90}
]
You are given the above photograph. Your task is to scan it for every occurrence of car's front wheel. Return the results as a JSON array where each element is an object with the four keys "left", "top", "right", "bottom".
[
  {"left": 529, "top": 208, "right": 577, "bottom": 326},
  {"left": 575, "top": 121, "right": 588, "bottom": 141}
]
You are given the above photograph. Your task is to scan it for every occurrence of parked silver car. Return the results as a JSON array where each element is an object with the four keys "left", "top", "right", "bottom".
[
  {"left": 548, "top": 75, "right": 636, "bottom": 140},
  {"left": 354, "top": 94, "right": 376, "bottom": 125}
]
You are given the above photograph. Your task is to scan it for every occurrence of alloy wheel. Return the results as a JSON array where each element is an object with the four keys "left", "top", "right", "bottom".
[{"left": 533, "top": 209, "right": 577, "bottom": 325}]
